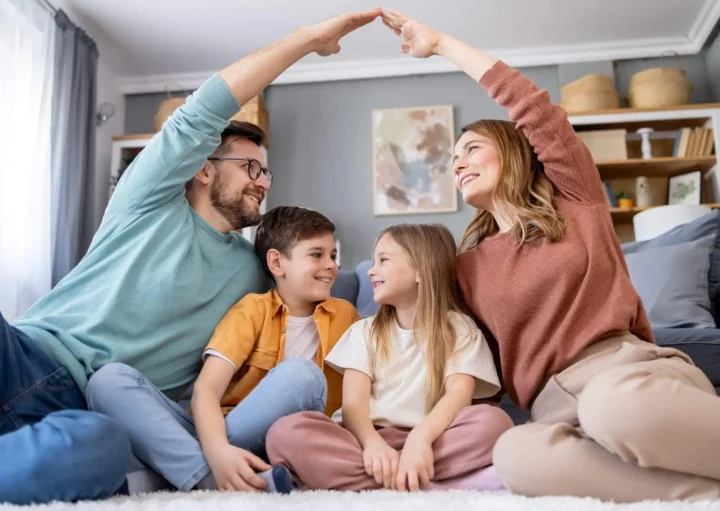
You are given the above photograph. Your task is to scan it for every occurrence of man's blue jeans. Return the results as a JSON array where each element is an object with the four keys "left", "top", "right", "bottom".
[
  {"left": 0, "top": 313, "right": 132, "bottom": 505},
  {"left": 85, "top": 358, "right": 327, "bottom": 491}
]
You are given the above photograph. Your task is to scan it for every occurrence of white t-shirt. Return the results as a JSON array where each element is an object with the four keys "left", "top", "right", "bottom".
[
  {"left": 283, "top": 315, "right": 320, "bottom": 360},
  {"left": 325, "top": 312, "right": 501, "bottom": 428},
  {"left": 204, "top": 315, "right": 320, "bottom": 369}
]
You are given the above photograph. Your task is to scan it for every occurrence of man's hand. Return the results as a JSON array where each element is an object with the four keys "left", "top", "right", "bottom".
[
  {"left": 205, "top": 443, "right": 271, "bottom": 492},
  {"left": 303, "top": 9, "right": 381, "bottom": 56}
]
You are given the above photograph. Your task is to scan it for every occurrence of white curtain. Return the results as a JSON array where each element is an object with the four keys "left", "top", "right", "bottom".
[{"left": 0, "top": 0, "right": 55, "bottom": 321}]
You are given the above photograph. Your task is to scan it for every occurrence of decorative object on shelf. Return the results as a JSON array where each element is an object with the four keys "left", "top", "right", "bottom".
[
  {"left": 635, "top": 127, "right": 654, "bottom": 159},
  {"left": 96, "top": 102, "right": 115, "bottom": 126},
  {"left": 577, "top": 129, "right": 628, "bottom": 161},
  {"left": 635, "top": 176, "right": 652, "bottom": 207},
  {"left": 560, "top": 74, "right": 620, "bottom": 114},
  {"left": 616, "top": 191, "right": 633, "bottom": 210},
  {"left": 372, "top": 105, "right": 456, "bottom": 216},
  {"left": 633, "top": 204, "right": 711, "bottom": 241},
  {"left": 626, "top": 53, "right": 692, "bottom": 109},
  {"left": 153, "top": 84, "right": 189, "bottom": 132},
  {"left": 668, "top": 170, "right": 702, "bottom": 205},
  {"left": 231, "top": 95, "right": 269, "bottom": 144}
]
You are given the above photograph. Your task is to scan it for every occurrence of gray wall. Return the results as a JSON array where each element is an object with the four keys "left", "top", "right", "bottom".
[
  {"left": 124, "top": 53, "right": 719, "bottom": 268},
  {"left": 263, "top": 66, "right": 558, "bottom": 269}
]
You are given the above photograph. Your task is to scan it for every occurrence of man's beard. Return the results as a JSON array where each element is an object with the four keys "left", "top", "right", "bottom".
[{"left": 210, "top": 178, "right": 263, "bottom": 231}]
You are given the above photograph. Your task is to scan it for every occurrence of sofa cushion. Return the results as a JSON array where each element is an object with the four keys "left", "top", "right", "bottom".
[
  {"left": 653, "top": 328, "right": 720, "bottom": 391},
  {"left": 621, "top": 210, "right": 720, "bottom": 324},
  {"left": 355, "top": 260, "right": 379, "bottom": 317},
  {"left": 331, "top": 270, "right": 359, "bottom": 304},
  {"left": 624, "top": 235, "right": 716, "bottom": 329}
]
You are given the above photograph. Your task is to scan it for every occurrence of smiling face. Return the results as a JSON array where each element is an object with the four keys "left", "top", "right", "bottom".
[
  {"left": 209, "top": 137, "right": 270, "bottom": 229},
  {"left": 453, "top": 130, "right": 502, "bottom": 210},
  {"left": 276, "top": 234, "right": 339, "bottom": 304},
  {"left": 368, "top": 233, "right": 419, "bottom": 308}
]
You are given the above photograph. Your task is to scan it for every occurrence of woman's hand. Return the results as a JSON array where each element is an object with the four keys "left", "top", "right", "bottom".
[{"left": 381, "top": 9, "right": 443, "bottom": 58}]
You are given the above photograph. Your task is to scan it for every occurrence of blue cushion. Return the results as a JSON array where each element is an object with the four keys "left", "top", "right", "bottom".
[
  {"left": 624, "top": 236, "right": 716, "bottom": 329},
  {"left": 355, "top": 260, "right": 378, "bottom": 317},
  {"left": 653, "top": 328, "right": 720, "bottom": 391},
  {"left": 622, "top": 210, "right": 720, "bottom": 324},
  {"left": 331, "top": 270, "right": 358, "bottom": 304}
]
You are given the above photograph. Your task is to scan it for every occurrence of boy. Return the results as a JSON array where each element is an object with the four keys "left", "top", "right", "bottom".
[
  {"left": 191, "top": 206, "right": 361, "bottom": 492},
  {"left": 86, "top": 206, "right": 360, "bottom": 494}
]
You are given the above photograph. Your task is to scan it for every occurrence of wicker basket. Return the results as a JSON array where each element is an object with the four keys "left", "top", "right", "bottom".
[
  {"left": 230, "top": 95, "right": 269, "bottom": 144},
  {"left": 626, "top": 54, "right": 692, "bottom": 109},
  {"left": 560, "top": 74, "right": 620, "bottom": 114},
  {"left": 153, "top": 85, "right": 188, "bottom": 132}
]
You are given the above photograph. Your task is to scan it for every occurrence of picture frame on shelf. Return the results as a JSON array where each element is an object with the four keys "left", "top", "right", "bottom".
[{"left": 668, "top": 170, "right": 702, "bottom": 206}]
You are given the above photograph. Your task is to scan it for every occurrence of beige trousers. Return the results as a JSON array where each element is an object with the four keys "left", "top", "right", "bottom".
[{"left": 493, "top": 333, "right": 720, "bottom": 502}]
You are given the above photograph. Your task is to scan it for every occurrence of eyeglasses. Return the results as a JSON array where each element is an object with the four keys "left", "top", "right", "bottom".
[{"left": 207, "top": 157, "right": 273, "bottom": 184}]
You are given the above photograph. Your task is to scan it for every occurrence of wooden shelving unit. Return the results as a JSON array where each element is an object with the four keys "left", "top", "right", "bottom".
[
  {"left": 568, "top": 103, "right": 719, "bottom": 242},
  {"left": 609, "top": 203, "right": 720, "bottom": 223},
  {"left": 595, "top": 156, "right": 717, "bottom": 179}
]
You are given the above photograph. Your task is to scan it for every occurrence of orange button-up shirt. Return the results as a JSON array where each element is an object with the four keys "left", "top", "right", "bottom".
[{"left": 205, "top": 289, "right": 361, "bottom": 416}]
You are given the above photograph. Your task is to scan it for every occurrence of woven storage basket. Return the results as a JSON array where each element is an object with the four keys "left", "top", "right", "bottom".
[
  {"left": 626, "top": 54, "right": 692, "bottom": 109},
  {"left": 561, "top": 74, "right": 620, "bottom": 113},
  {"left": 230, "top": 95, "right": 269, "bottom": 144},
  {"left": 153, "top": 85, "right": 188, "bottom": 132}
]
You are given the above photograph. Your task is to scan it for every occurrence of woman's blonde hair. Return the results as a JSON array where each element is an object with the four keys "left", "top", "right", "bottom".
[
  {"left": 369, "top": 223, "right": 469, "bottom": 412},
  {"left": 458, "top": 120, "right": 565, "bottom": 252}
]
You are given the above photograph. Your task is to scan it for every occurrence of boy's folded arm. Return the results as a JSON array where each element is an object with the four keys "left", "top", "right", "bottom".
[
  {"left": 192, "top": 357, "right": 238, "bottom": 454},
  {"left": 341, "top": 369, "right": 382, "bottom": 448},
  {"left": 413, "top": 374, "right": 474, "bottom": 444}
]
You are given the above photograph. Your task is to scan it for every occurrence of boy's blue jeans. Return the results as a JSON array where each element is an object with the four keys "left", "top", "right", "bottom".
[
  {"left": 85, "top": 358, "right": 327, "bottom": 491},
  {"left": 0, "top": 313, "right": 132, "bottom": 505}
]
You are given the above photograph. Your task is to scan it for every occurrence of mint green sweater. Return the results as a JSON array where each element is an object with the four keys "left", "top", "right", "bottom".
[{"left": 14, "top": 74, "right": 270, "bottom": 400}]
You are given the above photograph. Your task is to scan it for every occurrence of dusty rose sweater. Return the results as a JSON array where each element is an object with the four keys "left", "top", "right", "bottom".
[{"left": 457, "top": 61, "right": 654, "bottom": 410}]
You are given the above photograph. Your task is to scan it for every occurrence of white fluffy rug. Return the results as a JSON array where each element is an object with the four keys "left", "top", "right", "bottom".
[{"left": 3, "top": 491, "right": 720, "bottom": 511}]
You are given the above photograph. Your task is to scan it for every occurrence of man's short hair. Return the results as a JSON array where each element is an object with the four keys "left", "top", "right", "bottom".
[
  {"left": 218, "top": 120, "right": 266, "bottom": 152},
  {"left": 254, "top": 206, "right": 336, "bottom": 278}
]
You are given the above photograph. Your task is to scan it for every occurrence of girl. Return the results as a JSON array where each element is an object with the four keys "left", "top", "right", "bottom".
[
  {"left": 266, "top": 224, "right": 512, "bottom": 491},
  {"left": 379, "top": 9, "right": 720, "bottom": 503}
]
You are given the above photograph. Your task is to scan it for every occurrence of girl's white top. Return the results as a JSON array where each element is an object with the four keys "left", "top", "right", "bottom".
[{"left": 325, "top": 312, "right": 501, "bottom": 428}]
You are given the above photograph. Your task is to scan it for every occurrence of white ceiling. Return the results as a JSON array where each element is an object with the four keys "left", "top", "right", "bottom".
[{"left": 63, "top": 0, "right": 720, "bottom": 94}]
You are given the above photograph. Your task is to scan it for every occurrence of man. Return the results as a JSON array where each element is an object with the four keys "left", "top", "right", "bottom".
[{"left": 1, "top": 8, "right": 380, "bottom": 505}]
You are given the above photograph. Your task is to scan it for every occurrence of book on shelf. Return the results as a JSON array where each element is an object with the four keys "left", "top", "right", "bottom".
[
  {"left": 673, "top": 127, "right": 715, "bottom": 158},
  {"left": 603, "top": 181, "right": 618, "bottom": 207}
]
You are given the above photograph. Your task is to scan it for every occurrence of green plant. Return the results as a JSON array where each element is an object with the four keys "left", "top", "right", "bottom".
[{"left": 615, "top": 190, "right": 630, "bottom": 199}]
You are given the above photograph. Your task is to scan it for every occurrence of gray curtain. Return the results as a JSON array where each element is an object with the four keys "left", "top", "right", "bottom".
[{"left": 51, "top": 10, "right": 98, "bottom": 286}]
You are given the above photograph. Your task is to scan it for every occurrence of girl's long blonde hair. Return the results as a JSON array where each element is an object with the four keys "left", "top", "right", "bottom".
[
  {"left": 458, "top": 120, "right": 566, "bottom": 252},
  {"left": 369, "top": 223, "right": 468, "bottom": 412}
]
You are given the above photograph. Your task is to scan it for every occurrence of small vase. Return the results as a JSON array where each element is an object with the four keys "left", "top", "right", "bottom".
[
  {"left": 618, "top": 198, "right": 634, "bottom": 209},
  {"left": 635, "top": 176, "right": 652, "bottom": 208},
  {"left": 636, "top": 128, "right": 654, "bottom": 159}
]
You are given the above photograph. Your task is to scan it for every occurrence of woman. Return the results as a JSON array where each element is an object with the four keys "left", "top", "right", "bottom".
[{"left": 380, "top": 8, "right": 720, "bottom": 503}]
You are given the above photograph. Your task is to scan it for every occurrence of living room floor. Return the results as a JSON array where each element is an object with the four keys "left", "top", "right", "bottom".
[{"left": 4, "top": 490, "right": 720, "bottom": 511}]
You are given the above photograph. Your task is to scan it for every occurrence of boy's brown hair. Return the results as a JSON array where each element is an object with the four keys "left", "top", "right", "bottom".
[{"left": 254, "top": 206, "right": 336, "bottom": 279}]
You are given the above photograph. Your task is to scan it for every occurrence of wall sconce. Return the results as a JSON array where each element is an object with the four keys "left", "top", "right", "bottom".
[{"left": 96, "top": 102, "right": 116, "bottom": 126}]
